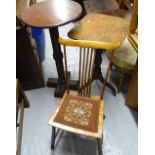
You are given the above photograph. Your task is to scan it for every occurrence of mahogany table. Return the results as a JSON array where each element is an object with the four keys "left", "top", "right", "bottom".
[{"left": 21, "top": 0, "right": 82, "bottom": 97}]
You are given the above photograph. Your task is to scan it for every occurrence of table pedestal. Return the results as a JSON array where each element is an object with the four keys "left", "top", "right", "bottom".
[
  {"left": 47, "top": 27, "right": 78, "bottom": 97},
  {"left": 93, "top": 50, "right": 116, "bottom": 96}
]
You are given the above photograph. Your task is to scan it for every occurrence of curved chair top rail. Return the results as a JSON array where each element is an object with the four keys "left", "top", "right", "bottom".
[{"left": 58, "top": 37, "right": 121, "bottom": 50}]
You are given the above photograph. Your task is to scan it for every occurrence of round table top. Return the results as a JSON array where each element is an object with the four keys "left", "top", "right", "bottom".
[{"left": 20, "top": 0, "right": 82, "bottom": 28}]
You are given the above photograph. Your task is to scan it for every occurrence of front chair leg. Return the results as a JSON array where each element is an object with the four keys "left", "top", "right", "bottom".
[
  {"left": 51, "top": 126, "right": 56, "bottom": 149},
  {"left": 97, "top": 138, "right": 103, "bottom": 155}
]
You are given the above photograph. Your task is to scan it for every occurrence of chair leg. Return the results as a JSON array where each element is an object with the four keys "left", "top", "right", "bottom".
[
  {"left": 97, "top": 138, "right": 103, "bottom": 155},
  {"left": 51, "top": 126, "right": 56, "bottom": 149},
  {"left": 103, "top": 114, "right": 106, "bottom": 119}
]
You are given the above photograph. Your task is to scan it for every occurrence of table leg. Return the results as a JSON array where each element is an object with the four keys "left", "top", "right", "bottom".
[
  {"left": 93, "top": 50, "right": 116, "bottom": 96},
  {"left": 47, "top": 27, "right": 78, "bottom": 97}
]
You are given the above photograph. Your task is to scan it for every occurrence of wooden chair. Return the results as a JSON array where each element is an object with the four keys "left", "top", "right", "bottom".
[
  {"left": 16, "top": 79, "right": 30, "bottom": 155},
  {"left": 48, "top": 38, "right": 121, "bottom": 155}
]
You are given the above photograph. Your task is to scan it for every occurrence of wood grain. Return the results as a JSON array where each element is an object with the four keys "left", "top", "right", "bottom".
[
  {"left": 58, "top": 37, "right": 121, "bottom": 50},
  {"left": 20, "top": 0, "right": 82, "bottom": 28},
  {"left": 68, "top": 13, "right": 130, "bottom": 45}
]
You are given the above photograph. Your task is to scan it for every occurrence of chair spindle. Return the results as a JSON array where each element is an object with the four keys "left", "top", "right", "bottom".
[{"left": 63, "top": 45, "right": 69, "bottom": 93}]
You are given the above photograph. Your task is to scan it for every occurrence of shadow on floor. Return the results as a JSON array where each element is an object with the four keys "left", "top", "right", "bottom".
[
  {"left": 51, "top": 131, "right": 97, "bottom": 155},
  {"left": 129, "top": 108, "right": 138, "bottom": 126},
  {"left": 110, "top": 67, "right": 138, "bottom": 126}
]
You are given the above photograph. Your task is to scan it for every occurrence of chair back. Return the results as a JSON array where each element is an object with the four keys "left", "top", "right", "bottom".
[{"left": 59, "top": 38, "right": 121, "bottom": 99}]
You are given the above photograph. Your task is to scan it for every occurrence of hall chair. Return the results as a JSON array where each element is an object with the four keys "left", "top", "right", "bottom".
[{"left": 48, "top": 38, "right": 121, "bottom": 155}]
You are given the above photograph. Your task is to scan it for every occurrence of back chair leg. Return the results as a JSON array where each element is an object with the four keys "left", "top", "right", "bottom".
[
  {"left": 51, "top": 126, "right": 56, "bottom": 149},
  {"left": 97, "top": 138, "right": 103, "bottom": 155}
]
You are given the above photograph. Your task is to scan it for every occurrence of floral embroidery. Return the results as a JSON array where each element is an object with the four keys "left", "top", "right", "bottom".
[{"left": 64, "top": 99, "right": 92, "bottom": 126}]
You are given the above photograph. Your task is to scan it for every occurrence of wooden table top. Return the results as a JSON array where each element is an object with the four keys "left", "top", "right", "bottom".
[
  {"left": 68, "top": 13, "right": 130, "bottom": 46},
  {"left": 20, "top": 0, "right": 82, "bottom": 28}
]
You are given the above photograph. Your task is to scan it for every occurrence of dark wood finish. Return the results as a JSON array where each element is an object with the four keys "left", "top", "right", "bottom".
[
  {"left": 97, "top": 138, "right": 103, "bottom": 155},
  {"left": 51, "top": 126, "right": 56, "bottom": 149},
  {"left": 16, "top": 27, "right": 45, "bottom": 90},
  {"left": 16, "top": 0, "right": 44, "bottom": 90},
  {"left": 46, "top": 27, "right": 66, "bottom": 97},
  {"left": 16, "top": 79, "right": 30, "bottom": 108},
  {"left": 20, "top": 0, "right": 82, "bottom": 28},
  {"left": 21, "top": 0, "right": 82, "bottom": 97},
  {"left": 93, "top": 50, "right": 116, "bottom": 95}
]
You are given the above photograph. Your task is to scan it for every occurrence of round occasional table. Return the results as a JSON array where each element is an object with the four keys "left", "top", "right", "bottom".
[{"left": 21, "top": 0, "right": 82, "bottom": 97}]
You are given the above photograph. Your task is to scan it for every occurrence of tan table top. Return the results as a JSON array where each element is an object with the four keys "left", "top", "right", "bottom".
[
  {"left": 20, "top": 0, "right": 82, "bottom": 28},
  {"left": 68, "top": 13, "right": 130, "bottom": 47}
]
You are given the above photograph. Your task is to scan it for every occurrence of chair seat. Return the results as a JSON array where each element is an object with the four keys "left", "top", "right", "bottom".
[
  {"left": 107, "top": 38, "right": 137, "bottom": 70},
  {"left": 49, "top": 91, "right": 104, "bottom": 138}
]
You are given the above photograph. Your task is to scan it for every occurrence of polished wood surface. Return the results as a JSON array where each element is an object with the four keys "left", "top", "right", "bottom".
[
  {"left": 59, "top": 37, "right": 121, "bottom": 50},
  {"left": 68, "top": 13, "right": 130, "bottom": 44},
  {"left": 20, "top": 0, "right": 82, "bottom": 97},
  {"left": 20, "top": 0, "right": 82, "bottom": 28}
]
